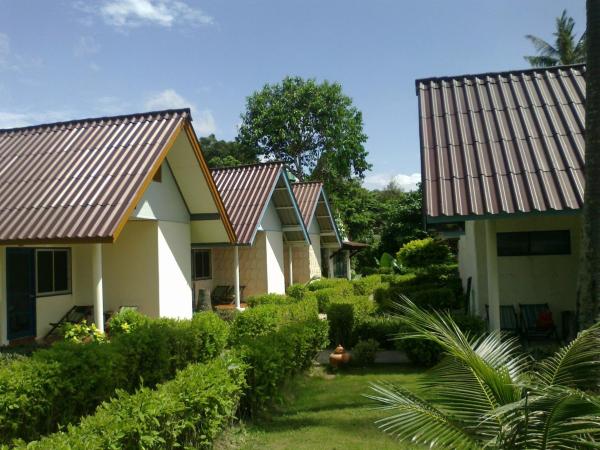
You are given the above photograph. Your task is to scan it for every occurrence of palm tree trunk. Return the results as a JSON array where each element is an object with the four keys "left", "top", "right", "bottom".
[{"left": 578, "top": 0, "right": 600, "bottom": 328}]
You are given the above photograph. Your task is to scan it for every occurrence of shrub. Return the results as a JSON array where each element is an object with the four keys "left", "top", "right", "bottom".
[
  {"left": 107, "top": 308, "right": 149, "bottom": 336},
  {"left": 353, "top": 315, "right": 405, "bottom": 349},
  {"left": 397, "top": 238, "right": 451, "bottom": 268},
  {"left": 246, "top": 293, "right": 289, "bottom": 307},
  {"left": 352, "top": 274, "right": 383, "bottom": 296},
  {"left": 61, "top": 320, "right": 106, "bottom": 343},
  {"left": 314, "top": 287, "right": 343, "bottom": 312},
  {"left": 0, "top": 312, "right": 229, "bottom": 443},
  {"left": 307, "top": 278, "right": 352, "bottom": 293},
  {"left": 411, "top": 287, "right": 458, "bottom": 310},
  {"left": 237, "top": 319, "right": 328, "bottom": 416},
  {"left": 25, "top": 356, "right": 247, "bottom": 450},
  {"left": 286, "top": 283, "right": 309, "bottom": 300},
  {"left": 351, "top": 339, "right": 380, "bottom": 366},
  {"left": 326, "top": 295, "right": 375, "bottom": 346},
  {"left": 229, "top": 305, "right": 280, "bottom": 346}
]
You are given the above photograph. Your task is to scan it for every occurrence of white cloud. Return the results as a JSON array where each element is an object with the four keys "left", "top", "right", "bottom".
[
  {"left": 144, "top": 89, "right": 216, "bottom": 135},
  {"left": 364, "top": 172, "right": 421, "bottom": 192},
  {"left": 74, "top": 36, "right": 101, "bottom": 57},
  {"left": 0, "top": 33, "right": 43, "bottom": 72},
  {"left": 0, "top": 110, "right": 75, "bottom": 129},
  {"left": 97, "top": 0, "right": 213, "bottom": 28}
]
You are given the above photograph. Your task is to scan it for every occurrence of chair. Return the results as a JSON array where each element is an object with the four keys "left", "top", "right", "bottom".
[
  {"left": 45, "top": 305, "right": 93, "bottom": 339},
  {"left": 485, "top": 305, "right": 519, "bottom": 334},
  {"left": 519, "top": 303, "right": 559, "bottom": 343},
  {"left": 211, "top": 286, "right": 233, "bottom": 306}
]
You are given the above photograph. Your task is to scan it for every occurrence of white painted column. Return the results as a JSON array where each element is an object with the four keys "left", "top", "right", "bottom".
[
  {"left": 485, "top": 221, "right": 500, "bottom": 331},
  {"left": 327, "top": 248, "right": 334, "bottom": 278},
  {"left": 288, "top": 245, "right": 294, "bottom": 286},
  {"left": 346, "top": 250, "right": 352, "bottom": 281},
  {"left": 92, "top": 243, "right": 105, "bottom": 333},
  {"left": 233, "top": 246, "right": 241, "bottom": 310}
]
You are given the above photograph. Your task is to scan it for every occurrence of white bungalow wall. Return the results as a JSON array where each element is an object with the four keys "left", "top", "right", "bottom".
[
  {"left": 284, "top": 217, "right": 321, "bottom": 285},
  {"left": 458, "top": 214, "right": 582, "bottom": 333}
]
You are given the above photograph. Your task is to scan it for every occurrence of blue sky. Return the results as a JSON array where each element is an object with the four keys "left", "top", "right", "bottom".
[{"left": 0, "top": 0, "right": 586, "bottom": 189}]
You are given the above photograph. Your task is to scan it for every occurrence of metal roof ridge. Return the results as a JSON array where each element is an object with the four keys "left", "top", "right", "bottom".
[
  {"left": 415, "top": 64, "right": 586, "bottom": 93},
  {"left": 0, "top": 108, "right": 192, "bottom": 134}
]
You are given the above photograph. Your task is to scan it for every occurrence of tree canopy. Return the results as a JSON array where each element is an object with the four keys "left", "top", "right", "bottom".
[
  {"left": 524, "top": 10, "right": 586, "bottom": 66},
  {"left": 236, "top": 76, "right": 370, "bottom": 198},
  {"left": 199, "top": 134, "right": 258, "bottom": 168}
]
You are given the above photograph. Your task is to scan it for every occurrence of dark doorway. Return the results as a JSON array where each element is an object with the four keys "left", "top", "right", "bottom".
[{"left": 6, "top": 248, "right": 36, "bottom": 340}]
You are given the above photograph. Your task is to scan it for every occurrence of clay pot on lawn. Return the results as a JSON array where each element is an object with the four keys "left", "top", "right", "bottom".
[{"left": 329, "top": 345, "right": 351, "bottom": 367}]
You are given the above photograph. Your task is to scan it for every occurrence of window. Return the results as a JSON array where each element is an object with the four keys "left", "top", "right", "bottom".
[
  {"left": 36, "top": 249, "right": 71, "bottom": 296},
  {"left": 192, "top": 249, "right": 211, "bottom": 279},
  {"left": 497, "top": 230, "right": 570, "bottom": 256}
]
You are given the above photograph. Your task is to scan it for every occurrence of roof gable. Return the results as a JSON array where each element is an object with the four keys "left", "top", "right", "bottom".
[
  {"left": 211, "top": 163, "right": 309, "bottom": 245},
  {"left": 292, "top": 182, "right": 341, "bottom": 247},
  {"left": 417, "top": 64, "right": 586, "bottom": 221},
  {"left": 0, "top": 109, "right": 235, "bottom": 244}
]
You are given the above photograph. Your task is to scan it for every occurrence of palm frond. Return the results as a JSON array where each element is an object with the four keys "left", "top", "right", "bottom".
[
  {"left": 366, "top": 381, "right": 480, "bottom": 449},
  {"left": 524, "top": 55, "right": 559, "bottom": 67},
  {"left": 535, "top": 322, "right": 600, "bottom": 389},
  {"left": 525, "top": 35, "right": 559, "bottom": 57}
]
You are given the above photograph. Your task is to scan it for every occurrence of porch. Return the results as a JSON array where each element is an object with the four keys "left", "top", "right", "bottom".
[
  {"left": 0, "top": 219, "right": 192, "bottom": 344},
  {"left": 458, "top": 213, "right": 582, "bottom": 339}
]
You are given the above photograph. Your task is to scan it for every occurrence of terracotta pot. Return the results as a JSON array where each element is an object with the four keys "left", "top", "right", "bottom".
[{"left": 329, "top": 345, "right": 351, "bottom": 367}]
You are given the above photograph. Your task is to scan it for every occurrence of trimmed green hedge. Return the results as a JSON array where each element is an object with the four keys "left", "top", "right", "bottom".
[
  {"left": 246, "top": 293, "right": 290, "bottom": 307},
  {"left": 23, "top": 355, "right": 246, "bottom": 450},
  {"left": 0, "top": 312, "right": 229, "bottom": 443},
  {"left": 326, "top": 295, "right": 376, "bottom": 347}
]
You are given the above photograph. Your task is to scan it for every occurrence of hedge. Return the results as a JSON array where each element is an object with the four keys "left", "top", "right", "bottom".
[
  {"left": 23, "top": 355, "right": 246, "bottom": 450},
  {"left": 326, "top": 295, "right": 376, "bottom": 347},
  {"left": 245, "top": 293, "right": 290, "bottom": 307},
  {"left": 0, "top": 311, "right": 229, "bottom": 443},
  {"left": 396, "top": 237, "right": 451, "bottom": 268}
]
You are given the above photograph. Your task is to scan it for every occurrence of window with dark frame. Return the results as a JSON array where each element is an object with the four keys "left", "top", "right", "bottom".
[
  {"left": 193, "top": 249, "right": 211, "bottom": 280},
  {"left": 497, "top": 230, "right": 570, "bottom": 257},
  {"left": 36, "top": 248, "right": 71, "bottom": 296}
]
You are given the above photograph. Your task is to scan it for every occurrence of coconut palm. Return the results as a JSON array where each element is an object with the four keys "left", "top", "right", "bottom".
[
  {"left": 367, "top": 299, "right": 600, "bottom": 449},
  {"left": 525, "top": 10, "right": 586, "bottom": 67}
]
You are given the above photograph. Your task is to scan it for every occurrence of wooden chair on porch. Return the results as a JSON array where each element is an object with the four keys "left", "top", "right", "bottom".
[
  {"left": 44, "top": 305, "right": 94, "bottom": 340},
  {"left": 211, "top": 285, "right": 246, "bottom": 310},
  {"left": 485, "top": 304, "right": 520, "bottom": 334},
  {"left": 519, "top": 303, "right": 559, "bottom": 343}
]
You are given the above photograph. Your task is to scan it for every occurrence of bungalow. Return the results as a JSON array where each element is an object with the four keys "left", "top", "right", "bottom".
[
  {"left": 192, "top": 162, "right": 309, "bottom": 308},
  {"left": 0, "top": 108, "right": 236, "bottom": 344},
  {"left": 289, "top": 181, "right": 342, "bottom": 284},
  {"left": 416, "top": 64, "right": 585, "bottom": 336}
]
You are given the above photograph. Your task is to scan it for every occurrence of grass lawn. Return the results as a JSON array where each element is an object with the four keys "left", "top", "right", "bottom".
[{"left": 218, "top": 364, "right": 423, "bottom": 450}]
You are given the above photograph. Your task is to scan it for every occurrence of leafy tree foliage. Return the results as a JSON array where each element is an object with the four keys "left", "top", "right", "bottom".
[
  {"left": 199, "top": 134, "right": 258, "bottom": 168},
  {"left": 525, "top": 10, "right": 586, "bottom": 66},
  {"left": 236, "top": 76, "right": 370, "bottom": 198}
]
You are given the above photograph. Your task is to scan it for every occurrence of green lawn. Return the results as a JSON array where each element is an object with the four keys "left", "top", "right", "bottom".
[{"left": 219, "top": 364, "right": 422, "bottom": 450}]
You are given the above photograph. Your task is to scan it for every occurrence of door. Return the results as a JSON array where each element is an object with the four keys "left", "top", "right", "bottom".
[{"left": 6, "top": 248, "right": 36, "bottom": 340}]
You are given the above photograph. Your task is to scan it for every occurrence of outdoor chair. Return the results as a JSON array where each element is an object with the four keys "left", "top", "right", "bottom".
[
  {"left": 485, "top": 304, "right": 520, "bottom": 334},
  {"left": 45, "top": 305, "right": 93, "bottom": 340},
  {"left": 519, "top": 303, "right": 559, "bottom": 343},
  {"left": 211, "top": 285, "right": 234, "bottom": 306}
]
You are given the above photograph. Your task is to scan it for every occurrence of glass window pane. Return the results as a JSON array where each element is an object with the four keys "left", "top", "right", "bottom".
[
  {"left": 497, "top": 232, "right": 529, "bottom": 256},
  {"left": 37, "top": 251, "right": 54, "bottom": 293},
  {"left": 530, "top": 230, "right": 570, "bottom": 255},
  {"left": 54, "top": 250, "right": 69, "bottom": 292}
]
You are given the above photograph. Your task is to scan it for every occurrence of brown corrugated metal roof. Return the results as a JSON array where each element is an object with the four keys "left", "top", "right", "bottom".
[
  {"left": 416, "top": 64, "right": 586, "bottom": 222},
  {"left": 0, "top": 109, "right": 196, "bottom": 243},
  {"left": 292, "top": 182, "right": 341, "bottom": 246},
  {"left": 211, "top": 162, "right": 309, "bottom": 245},
  {"left": 292, "top": 182, "right": 322, "bottom": 226}
]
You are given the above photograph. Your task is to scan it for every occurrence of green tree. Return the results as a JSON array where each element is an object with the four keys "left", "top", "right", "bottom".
[
  {"left": 199, "top": 134, "right": 258, "bottom": 168},
  {"left": 578, "top": 0, "right": 600, "bottom": 328},
  {"left": 369, "top": 299, "right": 600, "bottom": 449},
  {"left": 525, "top": 10, "right": 586, "bottom": 67},
  {"left": 236, "top": 77, "right": 370, "bottom": 198}
]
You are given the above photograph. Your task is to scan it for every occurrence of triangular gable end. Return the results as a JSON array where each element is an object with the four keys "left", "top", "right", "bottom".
[{"left": 116, "top": 121, "right": 235, "bottom": 245}]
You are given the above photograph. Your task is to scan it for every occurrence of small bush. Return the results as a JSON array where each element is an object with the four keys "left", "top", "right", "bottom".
[
  {"left": 25, "top": 356, "right": 247, "bottom": 450},
  {"left": 107, "top": 308, "right": 148, "bottom": 336},
  {"left": 246, "top": 293, "right": 289, "bottom": 307},
  {"left": 61, "top": 320, "right": 106, "bottom": 343},
  {"left": 307, "top": 278, "right": 352, "bottom": 293},
  {"left": 352, "top": 274, "right": 383, "bottom": 296},
  {"left": 326, "top": 295, "right": 375, "bottom": 347},
  {"left": 229, "top": 305, "right": 280, "bottom": 346},
  {"left": 353, "top": 315, "right": 405, "bottom": 349},
  {"left": 411, "top": 287, "right": 458, "bottom": 310},
  {"left": 0, "top": 311, "right": 229, "bottom": 443},
  {"left": 352, "top": 339, "right": 380, "bottom": 366},
  {"left": 397, "top": 238, "right": 451, "bottom": 268},
  {"left": 286, "top": 283, "right": 309, "bottom": 300}
]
